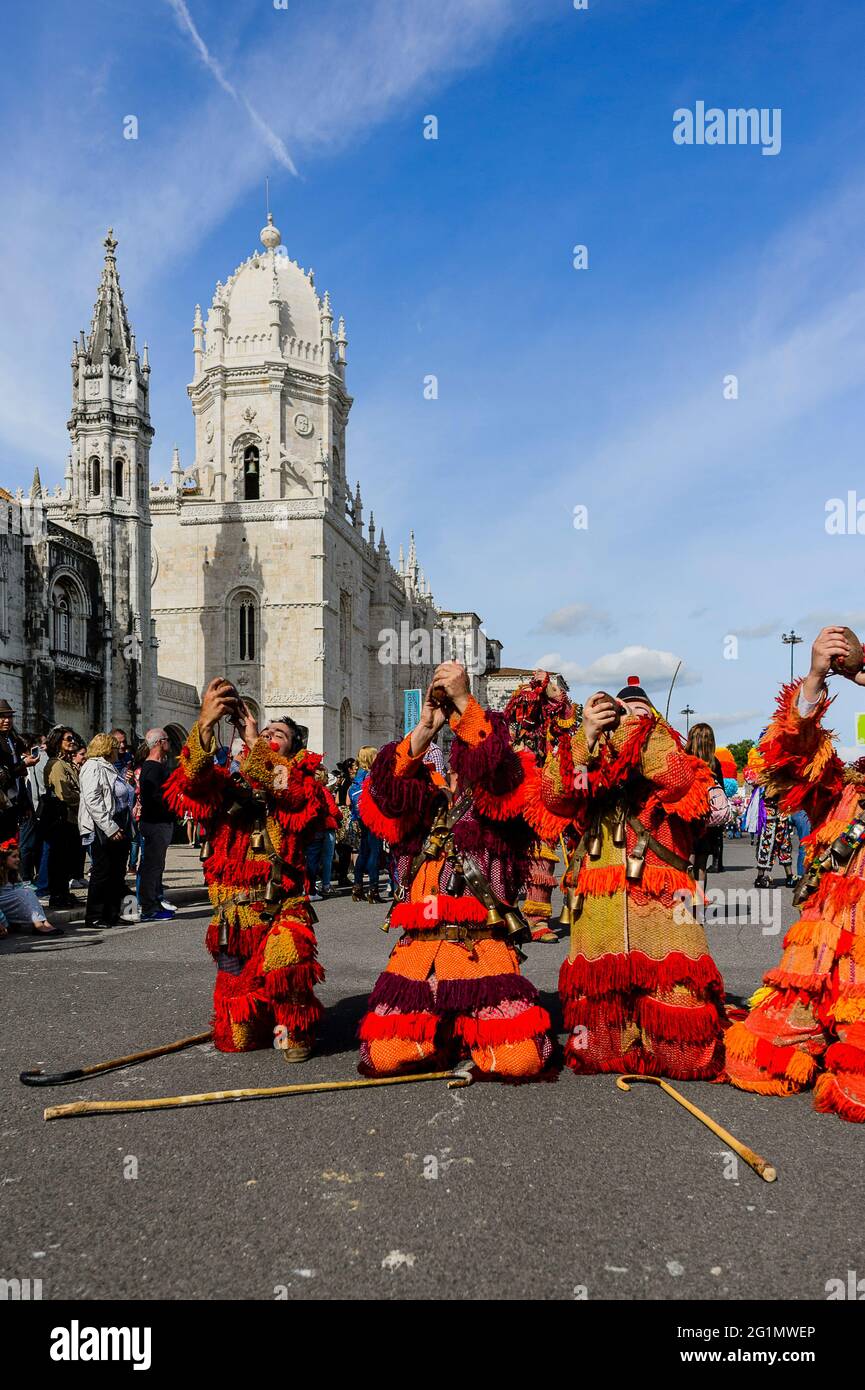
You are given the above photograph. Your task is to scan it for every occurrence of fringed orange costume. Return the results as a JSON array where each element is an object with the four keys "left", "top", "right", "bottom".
[
  {"left": 357, "top": 696, "right": 554, "bottom": 1078},
  {"left": 726, "top": 681, "right": 865, "bottom": 1121},
  {"left": 503, "top": 673, "right": 580, "bottom": 942},
  {"left": 165, "top": 725, "right": 332, "bottom": 1053},
  {"left": 541, "top": 711, "right": 726, "bottom": 1077}
]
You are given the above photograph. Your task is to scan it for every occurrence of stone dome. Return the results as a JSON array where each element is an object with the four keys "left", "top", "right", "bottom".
[{"left": 207, "top": 242, "right": 325, "bottom": 358}]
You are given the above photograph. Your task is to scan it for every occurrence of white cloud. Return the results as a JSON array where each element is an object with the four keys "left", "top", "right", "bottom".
[
  {"left": 533, "top": 603, "right": 612, "bottom": 636},
  {"left": 533, "top": 644, "right": 700, "bottom": 694}
]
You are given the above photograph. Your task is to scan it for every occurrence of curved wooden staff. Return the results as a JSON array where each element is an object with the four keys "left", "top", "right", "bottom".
[
  {"left": 616, "top": 1074, "right": 777, "bottom": 1182},
  {"left": 42, "top": 1061, "right": 476, "bottom": 1121},
  {"left": 20, "top": 1031, "right": 212, "bottom": 1087}
]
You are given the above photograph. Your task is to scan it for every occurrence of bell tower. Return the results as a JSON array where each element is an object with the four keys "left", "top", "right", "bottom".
[{"left": 65, "top": 229, "right": 156, "bottom": 735}]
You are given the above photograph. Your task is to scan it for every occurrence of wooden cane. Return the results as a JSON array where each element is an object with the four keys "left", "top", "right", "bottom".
[
  {"left": 43, "top": 1063, "right": 476, "bottom": 1121},
  {"left": 20, "top": 1031, "right": 213, "bottom": 1088},
  {"left": 616, "top": 1074, "right": 777, "bottom": 1182}
]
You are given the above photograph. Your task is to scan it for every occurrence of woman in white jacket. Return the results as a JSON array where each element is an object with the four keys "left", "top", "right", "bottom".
[{"left": 78, "top": 733, "right": 134, "bottom": 928}]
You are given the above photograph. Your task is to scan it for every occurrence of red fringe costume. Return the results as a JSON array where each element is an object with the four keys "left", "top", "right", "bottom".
[
  {"left": 726, "top": 681, "right": 865, "bottom": 1121},
  {"left": 357, "top": 697, "right": 554, "bottom": 1079},
  {"left": 164, "top": 725, "right": 333, "bottom": 1053},
  {"left": 540, "top": 712, "right": 727, "bottom": 1078},
  {"left": 503, "top": 674, "right": 580, "bottom": 941}
]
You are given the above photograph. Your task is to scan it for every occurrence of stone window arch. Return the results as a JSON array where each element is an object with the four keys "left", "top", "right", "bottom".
[
  {"left": 114, "top": 456, "right": 126, "bottom": 498},
  {"left": 89, "top": 456, "right": 100, "bottom": 497},
  {"left": 340, "top": 698, "right": 352, "bottom": 761},
  {"left": 228, "top": 588, "right": 260, "bottom": 664},
  {"left": 231, "top": 432, "right": 262, "bottom": 501},
  {"left": 50, "top": 573, "right": 89, "bottom": 655},
  {"left": 339, "top": 590, "right": 352, "bottom": 670}
]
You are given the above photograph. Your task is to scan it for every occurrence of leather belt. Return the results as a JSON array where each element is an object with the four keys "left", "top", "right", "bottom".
[{"left": 403, "top": 923, "right": 507, "bottom": 944}]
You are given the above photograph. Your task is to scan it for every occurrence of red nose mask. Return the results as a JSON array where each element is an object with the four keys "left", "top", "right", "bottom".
[{"left": 268, "top": 739, "right": 281, "bottom": 752}]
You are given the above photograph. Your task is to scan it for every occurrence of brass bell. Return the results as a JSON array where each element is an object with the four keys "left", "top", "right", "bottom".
[
  {"left": 612, "top": 809, "right": 627, "bottom": 848},
  {"left": 558, "top": 896, "right": 572, "bottom": 928},
  {"left": 264, "top": 875, "right": 282, "bottom": 903},
  {"left": 250, "top": 825, "right": 267, "bottom": 852},
  {"left": 587, "top": 830, "right": 603, "bottom": 859},
  {"left": 217, "top": 910, "right": 229, "bottom": 949},
  {"left": 485, "top": 902, "right": 505, "bottom": 928},
  {"left": 503, "top": 909, "right": 527, "bottom": 940},
  {"left": 626, "top": 835, "right": 649, "bottom": 882},
  {"left": 199, "top": 838, "right": 214, "bottom": 862}
]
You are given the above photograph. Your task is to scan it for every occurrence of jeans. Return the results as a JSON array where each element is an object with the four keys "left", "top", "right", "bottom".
[
  {"left": 138, "top": 821, "right": 174, "bottom": 915},
  {"left": 0, "top": 880, "right": 47, "bottom": 927},
  {"left": 789, "top": 810, "right": 811, "bottom": 878},
  {"left": 128, "top": 820, "right": 143, "bottom": 872},
  {"left": 353, "top": 826, "right": 382, "bottom": 889},
  {"left": 306, "top": 831, "right": 335, "bottom": 892}
]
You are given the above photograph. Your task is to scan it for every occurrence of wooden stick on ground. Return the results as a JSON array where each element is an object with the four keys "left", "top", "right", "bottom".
[
  {"left": 616, "top": 1074, "right": 777, "bottom": 1183},
  {"left": 20, "top": 1031, "right": 213, "bottom": 1088},
  {"left": 43, "top": 1063, "right": 476, "bottom": 1121}
]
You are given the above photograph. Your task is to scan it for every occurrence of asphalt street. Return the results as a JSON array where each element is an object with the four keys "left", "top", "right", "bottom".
[{"left": 1, "top": 836, "right": 862, "bottom": 1302}]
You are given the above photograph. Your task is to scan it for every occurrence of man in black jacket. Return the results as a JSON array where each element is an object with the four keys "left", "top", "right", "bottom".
[
  {"left": 0, "top": 699, "right": 39, "bottom": 846},
  {"left": 138, "top": 729, "right": 176, "bottom": 922}
]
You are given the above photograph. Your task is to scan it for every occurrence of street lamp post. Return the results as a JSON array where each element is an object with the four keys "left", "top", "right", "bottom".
[
  {"left": 781, "top": 630, "right": 803, "bottom": 682},
  {"left": 681, "top": 704, "right": 695, "bottom": 735}
]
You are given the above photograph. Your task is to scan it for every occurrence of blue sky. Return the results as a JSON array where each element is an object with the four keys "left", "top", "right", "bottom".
[{"left": 4, "top": 0, "right": 865, "bottom": 748}]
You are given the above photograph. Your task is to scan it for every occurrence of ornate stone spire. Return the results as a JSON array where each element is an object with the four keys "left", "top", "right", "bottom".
[
  {"left": 86, "top": 228, "right": 134, "bottom": 368},
  {"left": 31, "top": 466, "right": 42, "bottom": 499}
]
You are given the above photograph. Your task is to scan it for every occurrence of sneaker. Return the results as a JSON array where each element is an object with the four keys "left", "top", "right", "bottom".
[
  {"left": 68, "top": 879, "right": 87, "bottom": 890},
  {"left": 309, "top": 892, "right": 323, "bottom": 902},
  {"left": 160, "top": 900, "right": 177, "bottom": 914},
  {"left": 142, "top": 909, "right": 176, "bottom": 921}
]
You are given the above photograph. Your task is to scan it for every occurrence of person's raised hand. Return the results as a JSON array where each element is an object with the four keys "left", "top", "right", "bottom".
[
  {"left": 582, "top": 691, "right": 621, "bottom": 746},
  {"left": 431, "top": 661, "right": 471, "bottom": 714},
  {"left": 199, "top": 678, "right": 238, "bottom": 742}
]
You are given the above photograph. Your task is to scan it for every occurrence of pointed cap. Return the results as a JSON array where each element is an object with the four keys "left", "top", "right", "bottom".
[{"left": 86, "top": 228, "right": 134, "bottom": 368}]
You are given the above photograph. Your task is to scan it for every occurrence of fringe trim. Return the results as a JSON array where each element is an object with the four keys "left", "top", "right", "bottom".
[
  {"left": 390, "top": 896, "right": 488, "bottom": 930},
  {"left": 523, "top": 758, "right": 574, "bottom": 842},
  {"left": 559, "top": 949, "right": 723, "bottom": 1000},
  {"left": 453, "top": 1004, "right": 551, "bottom": 1047},
  {"left": 260, "top": 962, "right": 325, "bottom": 1000},
  {"left": 435, "top": 973, "right": 538, "bottom": 1012},
  {"left": 357, "top": 1010, "right": 438, "bottom": 1043},
  {"left": 471, "top": 750, "right": 533, "bottom": 822},
  {"left": 636, "top": 995, "right": 724, "bottom": 1044},
  {"left": 358, "top": 780, "right": 405, "bottom": 844},
  {"left": 368, "top": 973, "right": 435, "bottom": 1012},
  {"left": 814, "top": 1071, "right": 865, "bottom": 1122},
  {"left": 825, "top": 1041, "right": 865, "bottom": 1076},
  {"left": 575, "top": 862, "right": 695, "bottom": 898},
  {"left": 658, "top": 756, "right": 715, "bottom": 822},
  {"left": 724, "top": 1021, "right": 820, "bottom": 1086}
]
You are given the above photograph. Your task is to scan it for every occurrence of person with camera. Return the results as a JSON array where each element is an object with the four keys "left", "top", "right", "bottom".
[
  {"left": 503, "top": 670, "right": 580, "bottom": 942},
  {"left": 163, "top": 678, "right": 332, "bottom": 1059},
  {"left": 726, "top": 626, "right": 865, "bottom": 1121},
  {"left": 541, "top": 676, "right": 726, "bottom": 1081},
  {"left": 356, "top": 661, "right": 553, "bottom": 1080}
]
